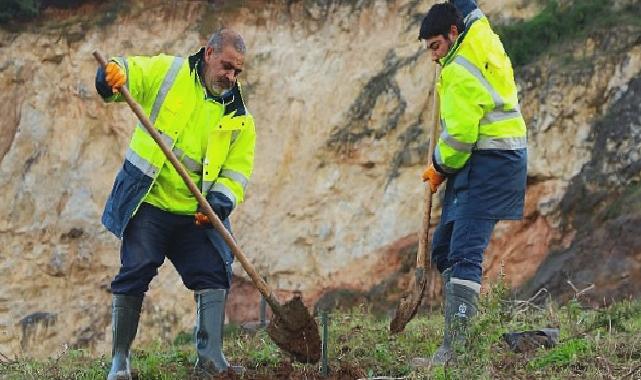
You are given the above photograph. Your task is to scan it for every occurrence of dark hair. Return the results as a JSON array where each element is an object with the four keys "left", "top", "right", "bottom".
[{"left": 418, "top": 3, "right": 464, "bottom": 40}]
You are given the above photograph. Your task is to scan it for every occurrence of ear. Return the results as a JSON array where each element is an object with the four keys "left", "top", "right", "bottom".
[
  {"left": 449, "top": 24, "right": 459, "bottom": 40},
  {"left": 204, "top": 46, "right": 215, "bottom": 63}
]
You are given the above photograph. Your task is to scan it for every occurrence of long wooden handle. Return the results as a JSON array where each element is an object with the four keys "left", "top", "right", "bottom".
[
  {"left": 416, "top": 68, "right": 441, "bottom": 273},
  {"left": 93, "top": 51, "right": 284, "bottom": 317}
]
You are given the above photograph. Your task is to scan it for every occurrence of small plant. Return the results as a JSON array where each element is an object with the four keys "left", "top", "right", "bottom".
[
  {"left": 528, "top": 338, "right": 590, "bottom": 370},
  {"left": 172, "top": 330, "right": 192, "bottom": 346}
]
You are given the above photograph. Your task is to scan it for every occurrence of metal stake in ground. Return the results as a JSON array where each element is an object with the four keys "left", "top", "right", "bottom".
[
  {"left": 93, "top": 51, "right": 321, "bottom": 363},
  {"left": 259, "top": 292, "right": 267, "bottom": 328},
  {"left": 321, "top": 310, "right": 329, "bottom": 377},
  {"left": 390, "top": 68, "right": 441, "bottom": 334}
]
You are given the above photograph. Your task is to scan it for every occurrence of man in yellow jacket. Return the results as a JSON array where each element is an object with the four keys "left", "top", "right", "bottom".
[
  {"left": 95, "top": 29, "right": 255, "bottom": 379},
  {"left": 413, "top": 0, "right": 527, "bottom": 365}
]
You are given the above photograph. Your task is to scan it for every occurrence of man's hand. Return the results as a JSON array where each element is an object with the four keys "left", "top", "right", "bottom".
[
  {"left": 194, "top": 205, "right": 228, "bottom": 227},
  {"left": 105, "top": 62, "right": 126, "bottom": 93},
  {"left": 422, "top": 164, "right": 445, "bottom": 193},
  {"left": 194, "top": 211, "right": 211, "bottom": 227}
]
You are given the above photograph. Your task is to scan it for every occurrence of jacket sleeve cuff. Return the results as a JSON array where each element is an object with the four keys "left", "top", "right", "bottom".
[
  {"left": 204, "top": 191, "right": 235, "bottom": 221},
  {"left": 95, "top": 65, "right": 114, "bottom": 99},
  {"left": 432, "top": 152, "right": 451, "bottom": 176}
]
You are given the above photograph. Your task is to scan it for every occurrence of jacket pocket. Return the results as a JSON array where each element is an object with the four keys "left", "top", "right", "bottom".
[
  {"left": 452, "top": 162, "right": 471, "bottom": 192},
  {"left": 103, "top": 161, "right": 150, "bottom": 236}
]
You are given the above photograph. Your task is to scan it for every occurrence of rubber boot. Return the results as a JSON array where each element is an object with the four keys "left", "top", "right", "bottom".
[
  {"left": 107, "top": 294, "right": 143, "bottom": 380},
  {"left": 194, "top": 289, "right": 244, "bottom": 375},
  {"left": 411, "top": 268, "right": 452, "bottom": 368},
  {"left": 411, "top": 277, "right": 478, "bottom": 368},
  {"left": 440, "top": 268, "right": 453, "bottom": 307},
  {"left": 430, "top": 268, "right": 454, "bottom": 362}
]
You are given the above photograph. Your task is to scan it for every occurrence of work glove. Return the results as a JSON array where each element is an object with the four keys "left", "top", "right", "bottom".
[
  {"left": 194, "top": 208, "right": 225, "bottom": 228},
  {"left": 105, "top": 61, "right": 126, "bottom": 93},
  {"left": 422, "top": 164, "right": 445, "bottom": 193},
  {"left": 194, "top": 191, "right": 234, "bottom": 227},
  {"left": 194, "top": 211, "right": 212, "bottom": 227}
]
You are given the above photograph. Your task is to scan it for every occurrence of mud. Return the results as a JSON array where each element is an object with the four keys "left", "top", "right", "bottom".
[{"left": 266, "top": 296, "right": 322, "bottom": 363}]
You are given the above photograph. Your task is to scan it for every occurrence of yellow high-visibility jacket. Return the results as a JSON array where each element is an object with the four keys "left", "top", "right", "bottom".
[
  {"left": 435, "top": 13, "right": 527, "bottom": 173},
  {"left": 101, "top": 50, "right": 255, "bottom": 238},
  {"left": 435, "top": 8, "right": 527, "bottom": 222}
]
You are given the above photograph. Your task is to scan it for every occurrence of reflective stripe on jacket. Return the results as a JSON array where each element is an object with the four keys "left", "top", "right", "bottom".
[
  {"left": 102, "top": 52, "right": 255, "bottom": 238},
  {"left": 435, "top": 8, "right": 527, "bottom": 221},
  {"left": 435, "top": 12, "right": 526, "bottom": 173}
]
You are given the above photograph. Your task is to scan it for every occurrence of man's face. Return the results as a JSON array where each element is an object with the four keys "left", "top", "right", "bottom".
[
  {"left": 424, "top": 25, "right": 459, "bottom": 63},
  {"left": 203, "top": 44, "right": 244, "bottom": 95}
]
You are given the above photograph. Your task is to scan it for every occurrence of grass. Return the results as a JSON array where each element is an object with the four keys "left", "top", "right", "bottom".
[
  {"left": 495, "top": 0, "right": 641, "bottom": 67},
  {"left": 0, "top": 0, "right": 39, "bottom": 23},
  {"left": 1, "top": 282, "right": 641, "bottom": 379},
  {"left": 604, "top": 182, "right": 641, "bottom": 221}
]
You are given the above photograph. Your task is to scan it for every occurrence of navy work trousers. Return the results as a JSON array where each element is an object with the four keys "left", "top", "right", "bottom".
[
  {"left": 431, "top": 218, "right": 497, "bottom": 284},
  {"left": 111, "top": 203, "right": 229, "bottom": 295}
]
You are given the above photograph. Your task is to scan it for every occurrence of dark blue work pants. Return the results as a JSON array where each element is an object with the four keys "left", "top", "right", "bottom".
[
  {"left": 431, "top": 218, "right": 497, "bottom": 284},
  {"left": 111, "top": 203, "right": 228, "bottom": 295}
]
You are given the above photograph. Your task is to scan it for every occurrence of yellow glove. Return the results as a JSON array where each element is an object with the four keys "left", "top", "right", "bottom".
[
  {"left": 105, "top": 61, "right": 126, "bottom": 93},
  {"left": 421, "top": 164, "right": 445, "bottom": 193}
]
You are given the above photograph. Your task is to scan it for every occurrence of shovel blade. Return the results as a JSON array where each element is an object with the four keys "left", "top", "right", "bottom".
[
  {"left": 389, "top": 278, "right": 427, "bottom": 334},
  {"left": 266, "top": 296, "right": 321, "bottom": 363}
]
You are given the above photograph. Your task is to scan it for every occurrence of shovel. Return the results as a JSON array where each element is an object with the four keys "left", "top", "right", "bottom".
[
  {"left": 390, "top": 67, "right": 441, "bottom": 334},
  {"left": 93, "top": 51, "right": 321, "bottom": 363}
]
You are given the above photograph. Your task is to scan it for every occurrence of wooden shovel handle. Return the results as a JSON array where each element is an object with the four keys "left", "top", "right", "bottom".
[
  {"left": 416, "top": 68, "right": 441, "bottom": 273},
  {"left": 93, "top": 51, "right": 285, "bottom": 318}
]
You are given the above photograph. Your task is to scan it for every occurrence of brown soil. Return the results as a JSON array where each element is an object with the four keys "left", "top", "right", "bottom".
[
  {"left": 266, "top": 296, "right": 322, "bottom": 363},
  {"left": 188, "top": 361, "right": 365, "bottom": 379}
]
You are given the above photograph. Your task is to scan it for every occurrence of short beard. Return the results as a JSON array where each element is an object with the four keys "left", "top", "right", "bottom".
[
  {"left": 209, "top": 83, "right": 222, "bottom": 96},
  {"left": 210, "top": 78, "right": 232, "bottom": 96}
]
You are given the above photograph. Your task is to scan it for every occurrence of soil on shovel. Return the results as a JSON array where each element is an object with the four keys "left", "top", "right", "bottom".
[{"left": 266, "top": 295, "right": 322, "bottom": 363}]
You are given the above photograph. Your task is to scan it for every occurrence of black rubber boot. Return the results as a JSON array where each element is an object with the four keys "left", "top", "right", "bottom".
[
  {"left": 411, "top": 277, "right": 478, "bottom": 368},
  {"left": 431, "top": 268, "right": 455, "bottom": 361},
  {"left": 440, "top": 267, "right": 453, "bottom": 307},
  {"left": 194, "top": 289, "right": 244, "bottom": 375},
  {"left": 107, "top": 294, "right": 143, "bottom": 380}
]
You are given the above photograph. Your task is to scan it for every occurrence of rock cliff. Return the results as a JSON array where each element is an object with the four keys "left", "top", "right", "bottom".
[{"left": 0, "top": 0, "right": 640, "bottom": 358}]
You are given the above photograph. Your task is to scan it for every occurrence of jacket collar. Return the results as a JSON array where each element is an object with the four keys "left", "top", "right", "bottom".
[
  {"left": 188, "top": 47, "right": 246, "bottom": 117},
  {"left": 440, "top": 33, "right": 464, "bottom": 66}
]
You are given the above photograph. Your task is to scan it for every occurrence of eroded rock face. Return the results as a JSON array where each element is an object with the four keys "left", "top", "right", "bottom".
[
  {"left": 521, "top": 68, "right": 641, "bottom": 305},
  {"left": 0, "top": 0, "right": 640, "bottom": 357}
]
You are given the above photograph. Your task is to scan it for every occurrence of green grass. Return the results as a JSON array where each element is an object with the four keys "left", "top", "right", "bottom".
[
  {"left": 1, "top": 283, "right": 640, "bottom": 379},
  {"left": 0, "top": 0, "right": 40, "bottom": 23},
  {"left": 496, "top": 0, "right": 641, "bottom": 67},
  {"left": 0, "top": 0, "right": 98, "bottom": 24},
  {"left": 527, "top": 338, "right": 590, "bottom": 370}
]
